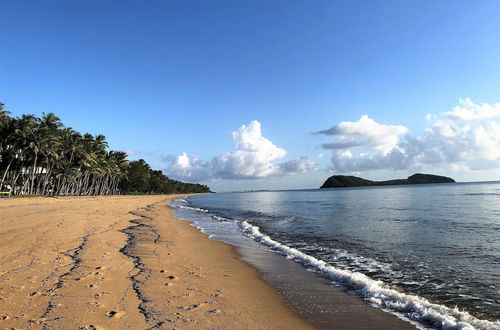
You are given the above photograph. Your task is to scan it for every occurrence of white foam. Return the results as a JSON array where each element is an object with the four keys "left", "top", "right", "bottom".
[
  {"left": 240, "top": 221, "right": 500, "bottom": 330},
  {"left": 177, "top": 205, "right": 209, "bottom": 213},
  {"left": 213, "top": 215, "right": 231, "bottom": 221},
  {"left": 174, "top": 200, "right": 232, "bottom": 222},
  {"left": 171, "top": 198, "right": 500, "bottom": 330}
]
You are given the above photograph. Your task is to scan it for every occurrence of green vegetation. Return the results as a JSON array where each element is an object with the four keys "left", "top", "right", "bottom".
[
  {"left": 0, "top": 103, "right": 211, "bottom": 196},
  {"left": 120, "top": 159, "right": 210, "bottom": 194},
  {"left": 320, "top": 173, "right": 455, "bottom": 188}
]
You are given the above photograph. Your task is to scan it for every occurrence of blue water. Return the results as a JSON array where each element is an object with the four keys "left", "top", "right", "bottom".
[{"left": 172, "top": 182, "right": 500, "bottom": 329}]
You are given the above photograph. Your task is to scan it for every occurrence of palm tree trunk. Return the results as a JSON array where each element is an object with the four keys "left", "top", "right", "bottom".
[
  {"left": 30, "top": 153, "right": 38, "bottom": 194},
  {"left": 1, "top": 158, "right": 14, "bottom": 188}
]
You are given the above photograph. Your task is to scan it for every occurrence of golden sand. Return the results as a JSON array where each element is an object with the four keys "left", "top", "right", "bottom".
[{"left": 0, "top": 195, "right": 311, "bottom": 329}]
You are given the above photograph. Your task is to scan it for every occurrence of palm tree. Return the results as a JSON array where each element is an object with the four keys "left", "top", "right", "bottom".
[
  {"left": 0, "top": 103, "right": 13, "bottom": 190},
  {"left": 0, "top": 103, "right": 211, "bottom": 196}
]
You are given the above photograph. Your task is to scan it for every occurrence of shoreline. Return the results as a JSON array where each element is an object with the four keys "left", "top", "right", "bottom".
[
  {"left": 173, "top": 197, "right": 416, "bottom": 329},
  {"left": 0, "top": 195, "right": 415, "bottom": 329}
]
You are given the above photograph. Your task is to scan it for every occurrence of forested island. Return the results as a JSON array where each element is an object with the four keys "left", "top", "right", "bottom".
[
  {"left": 320, "top": 173, "right": 455, "bottom": 188},
  {"left": 0, "top": 103, "right": 211, "bottom": 196}
]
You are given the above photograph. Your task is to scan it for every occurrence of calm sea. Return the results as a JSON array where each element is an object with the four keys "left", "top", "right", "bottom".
[{"left": 171, "top": 182, "right": 500, "bottom": 329}]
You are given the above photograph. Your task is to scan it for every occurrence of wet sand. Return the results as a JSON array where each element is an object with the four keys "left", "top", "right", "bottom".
[{"left": 0, "top": 195, "right": 415, "bottom": 329}]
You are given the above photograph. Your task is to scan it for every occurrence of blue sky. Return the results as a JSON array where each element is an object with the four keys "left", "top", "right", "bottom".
[{"left": 1, "top": 0, "right": 499, "bottom": 191}]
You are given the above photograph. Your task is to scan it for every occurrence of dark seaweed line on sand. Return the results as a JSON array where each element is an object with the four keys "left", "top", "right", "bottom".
[
  {"left": 120, "top": 207, "right": 165, "bottom": 329},
  {"left": 39, "top": 235, "right": 90, "bottom": 326},
  {"left": 39, "top": 222, "right": 122, "bottom": 326}
]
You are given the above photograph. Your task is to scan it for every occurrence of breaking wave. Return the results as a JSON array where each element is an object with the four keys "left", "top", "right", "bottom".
[
  {"left": 172, "top": 197, "right": 500, "bottom": 330},
  {"left": 240, "top": 220, "right": 500, "bottom": 330}
]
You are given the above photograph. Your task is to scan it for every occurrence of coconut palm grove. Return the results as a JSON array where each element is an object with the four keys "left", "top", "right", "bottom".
[{"left": 0, "top": 103, "right": 211, "bottom": 196}]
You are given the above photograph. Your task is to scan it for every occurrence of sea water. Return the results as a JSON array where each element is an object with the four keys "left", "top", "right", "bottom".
[{"left": 171, "top": 182, "right": 500, "bottom": 329}]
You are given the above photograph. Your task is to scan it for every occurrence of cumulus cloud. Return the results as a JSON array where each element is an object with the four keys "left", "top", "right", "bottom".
[
  {"left": 320, "top": 99, "right": 500, "bottom": 173},
  {"left": 164, "top": 120, "right": 316, "bottom": 181},
  {"left": 444, "top": 98, "right": 500, "bottom": 120},
  {"left": 277, "top": 157, "right": 317, "bottom": 174},
  {"left": 412, "top": 99, "right": 500, "bottom": 163},
  {"left": 317, "top": 115, "right": 408, "bottom": 155},
  {"left": 164, "top": 152, "right": 208, "bottom": 180}
]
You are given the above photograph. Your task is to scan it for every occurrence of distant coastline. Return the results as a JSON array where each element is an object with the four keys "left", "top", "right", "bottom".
[{"left": 320, "top": 173, "right": 455, "bottom": 188}]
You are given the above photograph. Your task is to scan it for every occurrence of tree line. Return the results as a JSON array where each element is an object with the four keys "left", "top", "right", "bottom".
[{"left": 0, "top": 103, "right": 211, "bottom": 196}]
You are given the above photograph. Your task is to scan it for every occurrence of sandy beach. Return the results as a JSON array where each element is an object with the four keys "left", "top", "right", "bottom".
[
  {"left": 0, "top": 195, "right": 313, "bottom": 329},
  {"left": 0, "top": 195, "right": 415, "bottom": 329}
]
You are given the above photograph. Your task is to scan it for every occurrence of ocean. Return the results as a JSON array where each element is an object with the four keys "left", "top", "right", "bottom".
[{"left": 171, "top": 182, "right": 500, "bottom": 329}]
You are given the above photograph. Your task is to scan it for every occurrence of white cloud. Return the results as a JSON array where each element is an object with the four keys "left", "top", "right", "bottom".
[
  {"left": 164, "top": 120, "right": 316, "bottom": 181},
  {"left": 210, "top": 120, "right": 286, "bottom": 179},
  {"left": 320, "top": 99, "right": 500, "bottom": 173},
  {"left": 317, "top": 115, "right": 408, "bottom": 155},
  {"left": 164, "top": 152, "right": 208, "bottom": 180},
  {"left": 412, "top": 99, "right": 500, "bottom": 163},
  {"left": 277, "top": 157, "right": 317, "bottom": 174},
  {"left": 444, "top": 98, "right": 500, "bottom": 120}
]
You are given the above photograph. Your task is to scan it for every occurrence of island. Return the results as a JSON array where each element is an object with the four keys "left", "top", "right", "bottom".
[{"left": 320, "top": 173, "right": 455, "bottom": 188}]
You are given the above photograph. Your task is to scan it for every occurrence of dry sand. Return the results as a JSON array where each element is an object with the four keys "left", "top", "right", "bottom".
[
  {"left": 0, "top": 195, "right": 312, "bottom": 329},
  {"left": 0, "top": 195, "right": 415, "bottom": 330}
]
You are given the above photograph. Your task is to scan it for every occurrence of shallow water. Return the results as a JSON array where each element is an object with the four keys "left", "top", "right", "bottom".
[{"left": 172, "top": 182, "right": 500, "bottom": 329}]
